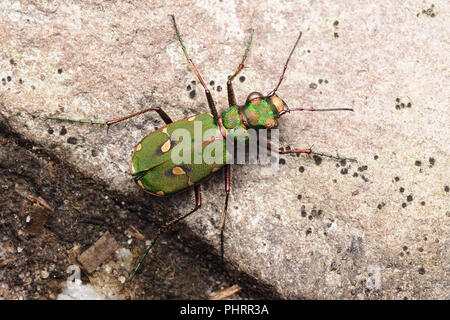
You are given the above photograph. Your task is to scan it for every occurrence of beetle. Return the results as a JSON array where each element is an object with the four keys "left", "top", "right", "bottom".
[{"left": 49, "top": 15, "right": 355, "bottom": 280}]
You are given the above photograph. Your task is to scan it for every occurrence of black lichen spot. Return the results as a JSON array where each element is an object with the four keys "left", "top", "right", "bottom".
[
  {"left": 428, "top": 157, "right": 435, "bottom": 167},
  {"left": 216, "top": 85, "right": 222, "bottom": 92},
  {"left": 407, "top": 102, "right": 412, "bottom": 108},
  {"left": 394, "top": 176, "right": 400, "bottom": 182},
  {"left": 313, "top": 155, "right": 322, "bottom": 165},
  {"left": 402, "top": 202, "right": 407, "bottom": 208},
  {"left": 239, "top": 76, "right": 245, "bottom": 83},
  {"left": 59, "top": 127, "right": 67, "bottom": 135},
  {"left": 334, "top": 32, "right": 339, "bottom": 38},
  {"left": 67, "top": 137, "right": 78, "bottom": 145},
  {"left": 299, "top": 166, "right": 305, "bottom": 173},
  {"left": 209, "top": 80, "right": 215, "bottom": 86},
  {"left": 91, "top": 149, "right": 98, "bottom": 157},
  {"left": 297, "top": 194, "right": 302, "bottom": 200},
  {"left": 358, "top": 165, "right": 368, "bottom": 172},
  {"left": 318, "top": 79, "right": 323, "bottom": 84},
  {"left": 377, "top": 203, "right": 382, "bottom": 210},
  {"left": 47, "top": 128, "right": 54, "bottom": 135},
  {"left": 395, "top": 105, "right": 400, "bottom": 110},
  {"left": 309, "top": 82, "right": 318, "bottom": 89},
  {"left": 415, "top": 160, "right": 422, "bottom": 166},
  {"left": 361, "top": 175, "right": 369, "bottom": 182},
  {"left": 420, "top": 201, "right": 425, "bottom": 206},
  {"left": 402, "top": 246, "right": 408, "bottom": 251},
  {"left": 333, "top": 20, "right": 339, "bottom": 26},
  {"left": 10, "top": 58, "right": 16, "bottom": 65},
  {"left": 279, "top": 158, "right": 286, "bottom": 165},
  {"left": 324, "top": 79, "right": 328, "bottom": 84},
  {"left": 318, "top": 209, "right": 323, "bottom": 216},
  {"left": 418, "top": 247, "right": 424, "bottom": 252},
  {"left": 396, "top": 98, "right": 400, "bottom": 103},
  {"left": 340, "top": 159, "right": 347, "bottom": 166},
  {"left": 406, "top": 194, "right": 413, "bottom": 202},
  {"left": 399, "top": 187, "right": 405, "bottom": 193},
  {"left": 374, "top": 155, "right": 378, "bottom": 160},
  {"left": 418, "top": 267, "right": 425, "bottom": 275},
  {"left": 306, "top": 228, "right": 312, "bottom": 236},
  {"left": 301, "top": 205, "right": 307, "bottom": 217},
  {"left": 444, "top": 186, "right": 449, "bottom": 192},
  {"left": 400, "top": 103, "right": 405, "bottom": 108},
  {"left": 19, "top": 79, "right": 23, "bottom": 84},
  {"left": 57, "top": 68, "right": 63, "bottom": 74},
  {"left": 2, "top": 78, "right": 6, "bottom": 85},
  {"left": 186, "top": 84, "right": 192, "bottom": 91},
  {"left": 7, "top": 76, "right": 12, "bottom": 82},
  {"left": 189, "top": 89, "right": 196, "bottom": 99},
  {"left": 191, "top": 80, "right": 196, "bottom": 85},
  {"left": 353, "top": 172, "right": 358, "bottom": 177},
  {"left": 340, "top": 168, "right": 348, "bottom": 175}
]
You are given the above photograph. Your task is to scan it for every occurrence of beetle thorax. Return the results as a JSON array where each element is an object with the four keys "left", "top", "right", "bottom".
[{"left": 221, "top": 92, "right": 288, "bottom": 132}]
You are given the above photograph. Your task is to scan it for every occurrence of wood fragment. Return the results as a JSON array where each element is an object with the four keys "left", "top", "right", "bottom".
[
  {"left": 125, "top": 225, "right": 145, "bottom": 240},
  {"left": 0, "top": 258, "right": 17, "bottom": 268},
  {"left": 26, "top": 194, "right": 54, "bottom": 212},
  {"left": 77, "top": 231, "right": 119, "bottom": 273},
  {"left": 209, "top": 284, "right": 242, "bottom": 300}
]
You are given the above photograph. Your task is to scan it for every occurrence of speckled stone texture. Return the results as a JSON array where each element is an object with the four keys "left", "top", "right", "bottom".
[{"left": 1, "top": 1, "right": 448, "bottom": 299}]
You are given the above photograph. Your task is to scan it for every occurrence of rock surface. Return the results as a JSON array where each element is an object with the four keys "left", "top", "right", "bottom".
[{"left": 1, "top": 1, "right": 448, "bottom": 299}]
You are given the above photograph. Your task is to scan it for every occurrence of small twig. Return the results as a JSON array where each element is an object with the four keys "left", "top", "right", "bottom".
[
  {"left": 0, "top": 258, "right": 17, "bottom": 268},
  {"left": 209, "top": 284, "right": 242, "bottom": 300},
  {"left": 26, "top": 194, "right": 54, "bottom": 212}
]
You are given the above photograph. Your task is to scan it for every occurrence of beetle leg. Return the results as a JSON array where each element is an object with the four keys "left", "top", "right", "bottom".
[
  {"left": 227, "top": 29, "right": 254, "bottom": 107},
  {"left": 170, "top": 15, "right": 220, "bottom": 123},
  {"left": 106, "top": 107, "right": 173, "bottom": 125},
  {"left": 48, "top": 107, "right": 173, "bottom": 126},
  {"left": 129, "top": 185, "right": 201, "bottom": 281},
  {"left": 219, "top": 164, "right": 231, "bottom": 261},
  {"left": 267, "top": 142, "right": 356, "bottom": 162}
]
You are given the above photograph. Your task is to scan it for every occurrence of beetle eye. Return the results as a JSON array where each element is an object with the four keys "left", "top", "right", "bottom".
[{"left": 246, "top": 91, "right": 264, "bottom": 104}]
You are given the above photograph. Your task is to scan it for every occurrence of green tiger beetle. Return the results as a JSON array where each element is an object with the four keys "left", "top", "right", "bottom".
[{"left": 48, "top": 15, "right": 355, "bottom": 281}]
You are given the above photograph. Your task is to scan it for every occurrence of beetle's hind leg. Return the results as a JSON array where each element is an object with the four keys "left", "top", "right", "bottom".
[
  {"left": 48, "top": 107, "right": 174, "bottom": 127},
  {"left": 129, "top": 185, "right": 202, "bottom": 281}
]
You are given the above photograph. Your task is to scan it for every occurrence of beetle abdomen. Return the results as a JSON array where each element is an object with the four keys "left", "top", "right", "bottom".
[{"left": 130, "top": 113, "right": 227, "bottom": 196}]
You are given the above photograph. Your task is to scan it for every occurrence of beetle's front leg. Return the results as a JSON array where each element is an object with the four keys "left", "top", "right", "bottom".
[{"left": 267, "top": 142, "right": 356, "bottom": 162}]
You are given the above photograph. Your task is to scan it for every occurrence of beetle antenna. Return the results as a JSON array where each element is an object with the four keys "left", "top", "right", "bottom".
[
  {"left": 279, "top": 107, "right": 353, "bottom": 116},
  {"left": 267, "top": 31, "right": 302, "bottom": 96}
]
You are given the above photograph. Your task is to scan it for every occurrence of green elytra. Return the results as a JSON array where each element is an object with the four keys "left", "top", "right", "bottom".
[
  {"left": 130, "top": 94, "right": 285, "bottom": 196},
  {"left": 48, "top": 15, "right": 355, "bottom": 281}
]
